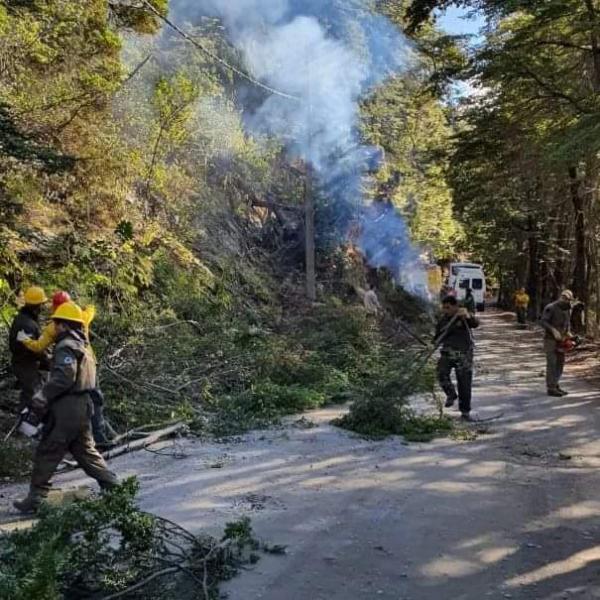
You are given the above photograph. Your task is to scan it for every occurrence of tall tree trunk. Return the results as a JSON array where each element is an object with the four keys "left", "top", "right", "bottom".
[
  {"left": 584, "top": 0, "right": 600, "bottom": 91},
  {"left": 569, "top": 166, "right": 587, "bottom": 332},
  {"left": 570, "top": 167, "right": 586, "bottom": 296},
  {"left": 550, "top": 183, "right": 570, "bottom": 293},
  {"left": 526, "top": 215, "right": 539, "bottom": 319}
]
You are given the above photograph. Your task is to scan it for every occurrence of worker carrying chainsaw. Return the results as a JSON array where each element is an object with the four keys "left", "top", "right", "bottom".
[
  {"left": 541, "top": 289, "right": 579, "bottom": 397},
  {"left": 435, "top": 295, "right": 480, "bottom": 421},
  {"left": 13, "top": 301, "right": 118, "bottom": 514},
  {"left": 8, "top": 286, "right": 49, "bottom": 410},
  {"left": 513, "top": 287, "right": 530, "bottom": 325},
  {"left": 17, "top": 290, "right": 115, "bottom": 448}
]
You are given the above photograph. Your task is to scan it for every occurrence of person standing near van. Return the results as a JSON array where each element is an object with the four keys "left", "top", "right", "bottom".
[{"left": 463, "top": 288, "right": 476, "bottom": 314}]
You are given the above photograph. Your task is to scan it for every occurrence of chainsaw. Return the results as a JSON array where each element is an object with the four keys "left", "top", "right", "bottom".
[
  {"left": 3, "top": 407, "right": 43, "bottom": 443},
  {"left": 558, "top": 335, "right": 582, "bottom": 354}
]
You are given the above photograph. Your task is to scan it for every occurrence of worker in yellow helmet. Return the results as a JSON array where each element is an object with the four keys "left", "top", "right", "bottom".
[
  {"left": 17, "top": 290, "right": 95, "bottom": 353},
  {"left": 14, "top": 301, "right": 118, "bottom": 514},
  {"left": 16, "top": 291, "right": 114, "bottom": 448},
  {"left": 8, "top": 287, "right": 49, "bottom": 410}
]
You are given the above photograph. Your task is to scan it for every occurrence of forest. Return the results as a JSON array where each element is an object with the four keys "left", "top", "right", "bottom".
[
  {"left": 0, "top": 0, "right": 463, "bottom": 440},
  {"left": 2, "top": 1, "right": 600, "bottom": 598}
]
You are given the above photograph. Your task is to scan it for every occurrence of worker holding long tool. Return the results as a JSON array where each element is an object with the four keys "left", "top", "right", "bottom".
[{"left": 435, "top": 295, "right": 480, "bottom": 421}]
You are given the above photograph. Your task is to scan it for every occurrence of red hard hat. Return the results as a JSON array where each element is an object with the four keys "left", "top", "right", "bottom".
[{"left": 52, "top": 291, "right": 71, "bottom": 311}]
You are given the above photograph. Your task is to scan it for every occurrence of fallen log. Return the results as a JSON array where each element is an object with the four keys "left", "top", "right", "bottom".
[
  {"left": 103, "top": 422, "right": 188, "bottom": 460},
  {"left": 58, "top": 422, "right": 188, "bottom": 471}
]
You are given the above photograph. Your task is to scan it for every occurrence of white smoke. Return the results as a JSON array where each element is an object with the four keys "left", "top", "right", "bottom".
[
  {"left": 171, "top": 0, "right": 410, "bottom": 169},
  {"left": 169, "top": 1, "right": 424, "bottom": 289}
]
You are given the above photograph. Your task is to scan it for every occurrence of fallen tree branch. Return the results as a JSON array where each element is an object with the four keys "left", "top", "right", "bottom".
[
  {"left": 58, "top": 423, "right": 188, "bottom": 472},
  {"left": 98, "top": 566, "right": 178, "bottom": 600},
  {"left": 110, "top": 419, "right": 186, "bottom": 445},
  {"left": 145, "top": 320, "right": 204, "bottom": 334},
  {"left": 102, "top": 422, "right": 188, "bottom": 460},
  {"left": 394, "top": 319, "right": 429, "bottom": 347},
  {"left": 103, "top": 364, "right": 181, "bottom": 397}
]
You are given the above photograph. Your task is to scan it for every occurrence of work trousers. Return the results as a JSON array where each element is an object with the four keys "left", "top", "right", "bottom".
[
  {"left": 90, "top": 388, "right": 111, "bottom": 444},
  {"left": 437, "top": 349, "right": 473, "bottom": 414},
  {"left": 516, "top": 307, "right": 527, "bottom": 325},
  {"left": 546, "top": 349, "right": 565, "bottom": 391},
  {"left": 30, "top": 394, "right": 117, "bottom": 496},
  {"left": 12, "top": 363, "right": 42, "bottom": 411}
]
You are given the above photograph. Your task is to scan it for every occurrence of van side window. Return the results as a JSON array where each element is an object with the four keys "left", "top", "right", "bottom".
[
  {"left": 459, "top": 279, "right": 470, "bottom": 289},
  {"left": 471, "top": 279, "right": 483, "bottom": 290}
]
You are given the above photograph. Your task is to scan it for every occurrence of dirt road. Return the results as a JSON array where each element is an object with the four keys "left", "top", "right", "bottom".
[{"left": 3, "top": 311, "right": 600, "bottom": 599}]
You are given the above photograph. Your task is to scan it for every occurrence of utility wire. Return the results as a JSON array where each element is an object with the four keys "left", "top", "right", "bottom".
[{"left": 140, "top": 0, "right": 299, "bottom": 102}]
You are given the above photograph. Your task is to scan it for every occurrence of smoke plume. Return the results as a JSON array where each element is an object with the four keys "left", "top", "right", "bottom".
[{"left": 169, "top": 0, "right": 424, "bottom": 289}]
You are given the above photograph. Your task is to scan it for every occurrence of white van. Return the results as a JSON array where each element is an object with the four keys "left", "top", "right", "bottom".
[{"left": 448, "top": 262, "right": 487, "bottom": 311}]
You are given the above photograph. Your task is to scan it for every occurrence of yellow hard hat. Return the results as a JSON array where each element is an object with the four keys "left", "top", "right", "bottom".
[
  {"left": 51, "top": 301, "right": 85, "bottom": 324},
  {"left": 23, "top": 286, "right": 48, "bottom": 305}
]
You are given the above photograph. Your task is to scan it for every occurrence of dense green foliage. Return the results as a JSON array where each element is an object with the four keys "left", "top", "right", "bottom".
[
  {"left": 408, "top": 0, "right": 600, "bottom": 333},
  {"left": 0, "top": 478, "right": 263, "bottom": 600},
  {"left": 0, "top": 0, "right": 463, "bottom": 442}
]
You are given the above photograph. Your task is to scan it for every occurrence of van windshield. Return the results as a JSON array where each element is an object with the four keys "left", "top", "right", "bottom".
[
  {"left": 459, "top": 279, "right": 470, "bottom": 289},
  {"left": 452, "top": 265, "right": 481, "bottom": 275}
]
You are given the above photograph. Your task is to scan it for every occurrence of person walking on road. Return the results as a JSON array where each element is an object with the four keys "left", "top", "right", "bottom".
[
  {"left": 9, "top": 286, "right": 49, "bottom": 410},
  {"left": 513, "top": 287, "right": 530, "bottom": 325},
  {"left": 435, "top": 295, "right": 480, "bottom": 421},
  {"left": 13, "top": 301, "right": 118, "bottom": 514},
  {"left": 18, "top": 290, "right": 115, "bottom": 447},
  {"left": 541, "top": 290, "right": 575, "bottom": 397}
]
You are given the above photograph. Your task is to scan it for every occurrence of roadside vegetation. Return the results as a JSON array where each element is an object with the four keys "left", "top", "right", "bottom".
[
  {"left": 0, "top": 478, "right": 270, "bottom": 600},
  {"left": 0, "top": 1, "right": 461, "bottom": 456}
]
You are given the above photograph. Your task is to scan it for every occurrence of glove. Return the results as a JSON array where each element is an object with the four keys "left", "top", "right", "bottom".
[
  {"left": 16, "top": 330, "right": 32, "bottom": 343},
  {"left": 31, "top": 391, "right": 48, "bottom": 416},
  {"left": 457, "top": 308, "right": 469, "bottom": 318}
]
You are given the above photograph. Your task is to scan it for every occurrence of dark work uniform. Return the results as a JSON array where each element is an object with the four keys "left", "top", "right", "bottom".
[
  {"left": 29, "top": 328, "right": 117, "bottom": 499},
  {"left": 463, "top": 293, "right": 476, "bottom": 314},
  {"left": 9, "top": 307, "right": 44, "bottom": 409},
  {"left": 435, "top": 313, "right": 480, "bottom": 414},
  {"left": 540, "top": 300, "right": 571, "bottom": 391}
]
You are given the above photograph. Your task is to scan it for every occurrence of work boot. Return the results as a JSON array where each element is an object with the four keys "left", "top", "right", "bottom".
[
  {"left": 461, "top": 412, "right": 472, "bottom": 422},
  {"left": 13, "top": 493, "right": 44, "bottom": 514},
  {"left": 98, "top": 480, "right": 118, "bottom": 495},
  {"left": 445, "top": 396, "right": 457, "bottom": 408},
  {"left": 557, "top": 387, "right": 569, "bottom": 396},
  {"left": 547, "top": 388, "right": 563, "bottom": 397}
]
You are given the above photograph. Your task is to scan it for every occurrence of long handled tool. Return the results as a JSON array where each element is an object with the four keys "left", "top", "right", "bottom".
[
  {"left": 3, "top": 416, "right": 21, "bottom": 443},
  {"left": 394, "top": 318, "right": 429, "bottom": 347},
  {"left": 396, "top": 312, "right": 461, "bottom": 396}
]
